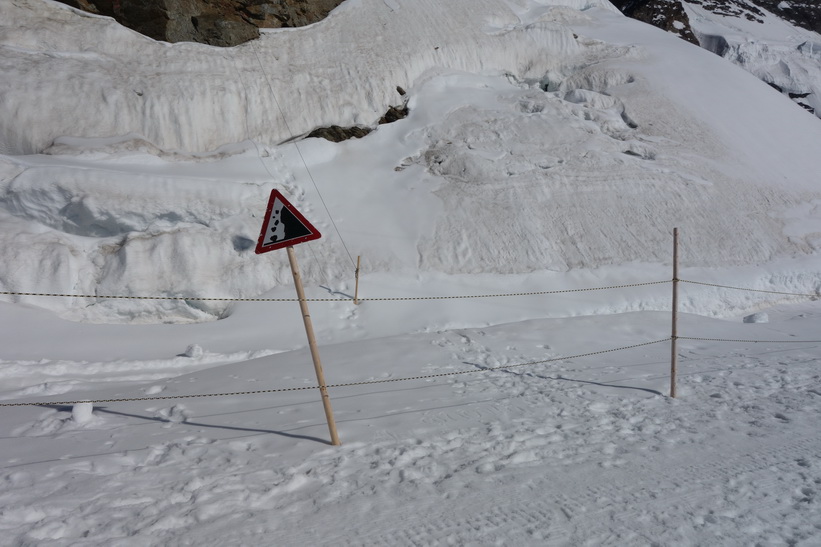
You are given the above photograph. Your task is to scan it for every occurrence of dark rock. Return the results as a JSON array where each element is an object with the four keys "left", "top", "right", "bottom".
[
  {"left": 306, "top": 125, "right": 372, "bottom": 142},
  {"left": 609, "top": 0, "right": 699, "bottom": 45},
  {"left": 378, "top": 103, "right": 409, "bottom": 125},
  {"left": 56, "top": 0, "right": 348, "bottom": 47},
  {"left": 611, "top": 0, "right": 821, "bottom": 119},
  {"left": 308, "top": 101, "right": 409, "bottom": 143},
  {"left": 611, "top": 1, "right": 821, "bottom": 42},
  {"left": 688, "top": 0, "right": 820, "bottom": 34},
  {"left": 750, "top": 0, "right": 821, "bottom": 34}
]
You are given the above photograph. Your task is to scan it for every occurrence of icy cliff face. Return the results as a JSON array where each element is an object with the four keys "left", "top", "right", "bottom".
[
  {"left": 0, "top": 0, "right": 609, "bottom": 155},
  {"left": 2, "top": 0, "right": 821, "bottom": 324}
]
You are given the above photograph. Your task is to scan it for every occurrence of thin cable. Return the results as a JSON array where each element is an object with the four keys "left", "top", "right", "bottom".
[
  {"left": 233, "top": 53, "right": 280, "bottom": 183},
  {"left": 0, "top": 280, "right": 671, "bottom": 302},
  {"left": 0, "top": 339, "right": 669, "bottom": 407},
  {"left": 678, "top": 336, "right": 821, "bottom": 344},
  {"left": 681, "top": 279, "right": 819, "bottom": 298},
  {"left": 249, "top": 41, "right": 357, "bottom": 268},
  {"left": 306, "top": 241, "right": 334, "bottom": 291},
  {"left": 234, "top": 57, "right": 334, "bottom": 294}
]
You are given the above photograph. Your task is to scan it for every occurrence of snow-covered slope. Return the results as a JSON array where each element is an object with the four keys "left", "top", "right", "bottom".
[
  {"left": 1, "top": 0, "right": 821, "bottom": 328},
  {"left": 683, "top": 0, "right": 821, "bottom": 117}
]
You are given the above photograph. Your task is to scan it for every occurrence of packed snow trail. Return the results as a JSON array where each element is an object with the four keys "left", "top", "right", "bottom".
[{"left": 2, "top": 305, "right": 821, "bottom": 545}]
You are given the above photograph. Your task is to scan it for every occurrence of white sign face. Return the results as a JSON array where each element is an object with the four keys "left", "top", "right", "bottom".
[{"left": 255, "top": 190, "right": 321, "bottom": 254}]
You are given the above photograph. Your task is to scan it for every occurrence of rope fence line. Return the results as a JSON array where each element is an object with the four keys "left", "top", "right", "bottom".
[
  {"left": 0, "top": 339, "right": 670, "bottom": 408},
  {"left": 680, "top": 279, "right": 820, "bottom": 298},
  {"left": 2, "top": 267, "right": 820, "bottom": 411},
  {"left": 678, "top": 336, "right": 821, "bottom": 344},
  {"left": 0, "top": 280, "right": 670, "bottom": 303},
  {"left": 2, "top": 279, "right": 818, "bottom": 303},
  {"left": 3, "top": 332, "right": 819, "bottom": 408}
]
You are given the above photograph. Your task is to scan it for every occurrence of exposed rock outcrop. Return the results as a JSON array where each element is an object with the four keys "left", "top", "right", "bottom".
[
  {"left": 307, "top": 99, "right": 409, "bottom": 142},
  {"left": 611, "top": 0, "right": 820, "bottom": 117},
  {"left": 608, "top": 0, "right": 699, "bottom": 45},
  {"left": 57, "top": 0, "right": 347, "bottom": 47},
  {"left": 611, "top": 1, "right": 820, "bottom": 45}
]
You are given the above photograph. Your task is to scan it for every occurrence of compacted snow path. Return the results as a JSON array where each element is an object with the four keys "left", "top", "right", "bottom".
[{"left": 2, "top": 305, "right": 820, "bottom": 545}]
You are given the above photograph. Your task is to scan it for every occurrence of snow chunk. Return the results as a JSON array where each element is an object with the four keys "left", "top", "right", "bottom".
[
  {"left": 182, "top": 344, "right": 204, "bottom": 359},
  {"left": 743, "top": 312, "right": 769, "bottom": 324},
  {"left": 71, "top": 402, "right": 94, "bottom": 424}
]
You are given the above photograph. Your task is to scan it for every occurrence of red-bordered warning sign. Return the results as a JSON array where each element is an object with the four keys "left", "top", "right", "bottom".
[{"left": 255, "top": 190, "right": 321, "bottom": 254}]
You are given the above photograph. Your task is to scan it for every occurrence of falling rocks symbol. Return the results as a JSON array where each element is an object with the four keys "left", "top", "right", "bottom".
[
  {"left": 255, "top": 190, "right": 321, "bottom": 254},
  {"left": 268, "top": 200, "right": 311, "bottom": 245}
]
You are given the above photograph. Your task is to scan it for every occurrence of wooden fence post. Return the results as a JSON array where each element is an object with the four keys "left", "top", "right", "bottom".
[
  {"left": 354, "top": 255, "right": 361, "bottom": 305},
  {"left": 670, "top": 227, "right": 679, "bottom": 398}
]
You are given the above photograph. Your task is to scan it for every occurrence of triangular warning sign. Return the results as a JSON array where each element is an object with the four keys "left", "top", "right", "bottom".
[{"left": 255, "top": 190, "right": 321, "bottom": 254}]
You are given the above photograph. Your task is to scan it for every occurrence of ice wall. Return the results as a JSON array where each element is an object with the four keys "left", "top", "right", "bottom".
[{"left": 0, "top": 0, "right": 616, "bottom": 155}]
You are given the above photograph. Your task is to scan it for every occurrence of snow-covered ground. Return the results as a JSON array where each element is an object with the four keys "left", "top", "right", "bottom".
[
  {"left": 1, "top": 0, "right": 821, "bottom": 544},
  {"left": 2, "top": 300, "right": 821, "bottom": 545}
]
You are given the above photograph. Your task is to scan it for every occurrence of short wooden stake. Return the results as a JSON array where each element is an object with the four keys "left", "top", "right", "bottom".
[
  {"left": 670, "top": 227, "right": 679, "bottom": 398},
  {"left": 354, "top": 255, "right": 361, "bottom": 305},
  {"left": 287, "top": 245, "right": 341, "bottom": 446}
]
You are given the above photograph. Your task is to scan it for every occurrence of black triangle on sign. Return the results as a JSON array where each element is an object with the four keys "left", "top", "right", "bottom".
[
  {"left": 267, "top": 204, "right": 311, "bottom": 245},
  {"left": 255, "top": 190, "right": 321, "bottom": 254}
]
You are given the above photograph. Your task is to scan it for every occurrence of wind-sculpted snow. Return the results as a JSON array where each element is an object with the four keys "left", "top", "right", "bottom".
[
  {"left": 1, "top": 0, "right": 821, "bottom": 324},
  {"left": 415, "top": 73, "right": 798, "bottom": 273},
  {"left": 0, "top": 0, "right": 615, "bottom": 155}
]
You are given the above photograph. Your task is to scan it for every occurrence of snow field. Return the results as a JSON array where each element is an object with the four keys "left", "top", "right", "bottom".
[
  {"left": 1, "top": 304, "right": 820, "bottom": 544},
  {"left": 1, "top": 0, "right": 821, "bottom": 544}
]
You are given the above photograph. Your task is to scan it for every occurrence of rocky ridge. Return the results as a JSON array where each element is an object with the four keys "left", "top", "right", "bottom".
[
  {"left": 610, "top": 0, "right": 821, "bottom": 117},
  {"left": 611, "top": 0, "right": 820, "bottom": 36}
]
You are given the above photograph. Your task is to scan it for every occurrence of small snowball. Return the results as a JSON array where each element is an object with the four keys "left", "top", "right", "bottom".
[
  {"left": 72, "top": 402, "right": 94, "bottom": 424},
  {"left": 183, "top": 344, "right": 204, "bottom": 358},
  {"left": 157, "top": 404, "right": 189, "bottom": 424},
  {"left": 743, "top": 312, "right": 769, "bottom": 324}
]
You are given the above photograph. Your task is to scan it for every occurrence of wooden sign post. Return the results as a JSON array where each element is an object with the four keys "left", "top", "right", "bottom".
[
  {"left": 287, "top": 246, "right": 340, "bottom": 445},
  {"left": 255, "top": 189, "right": 340, "bottom": 446}
]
